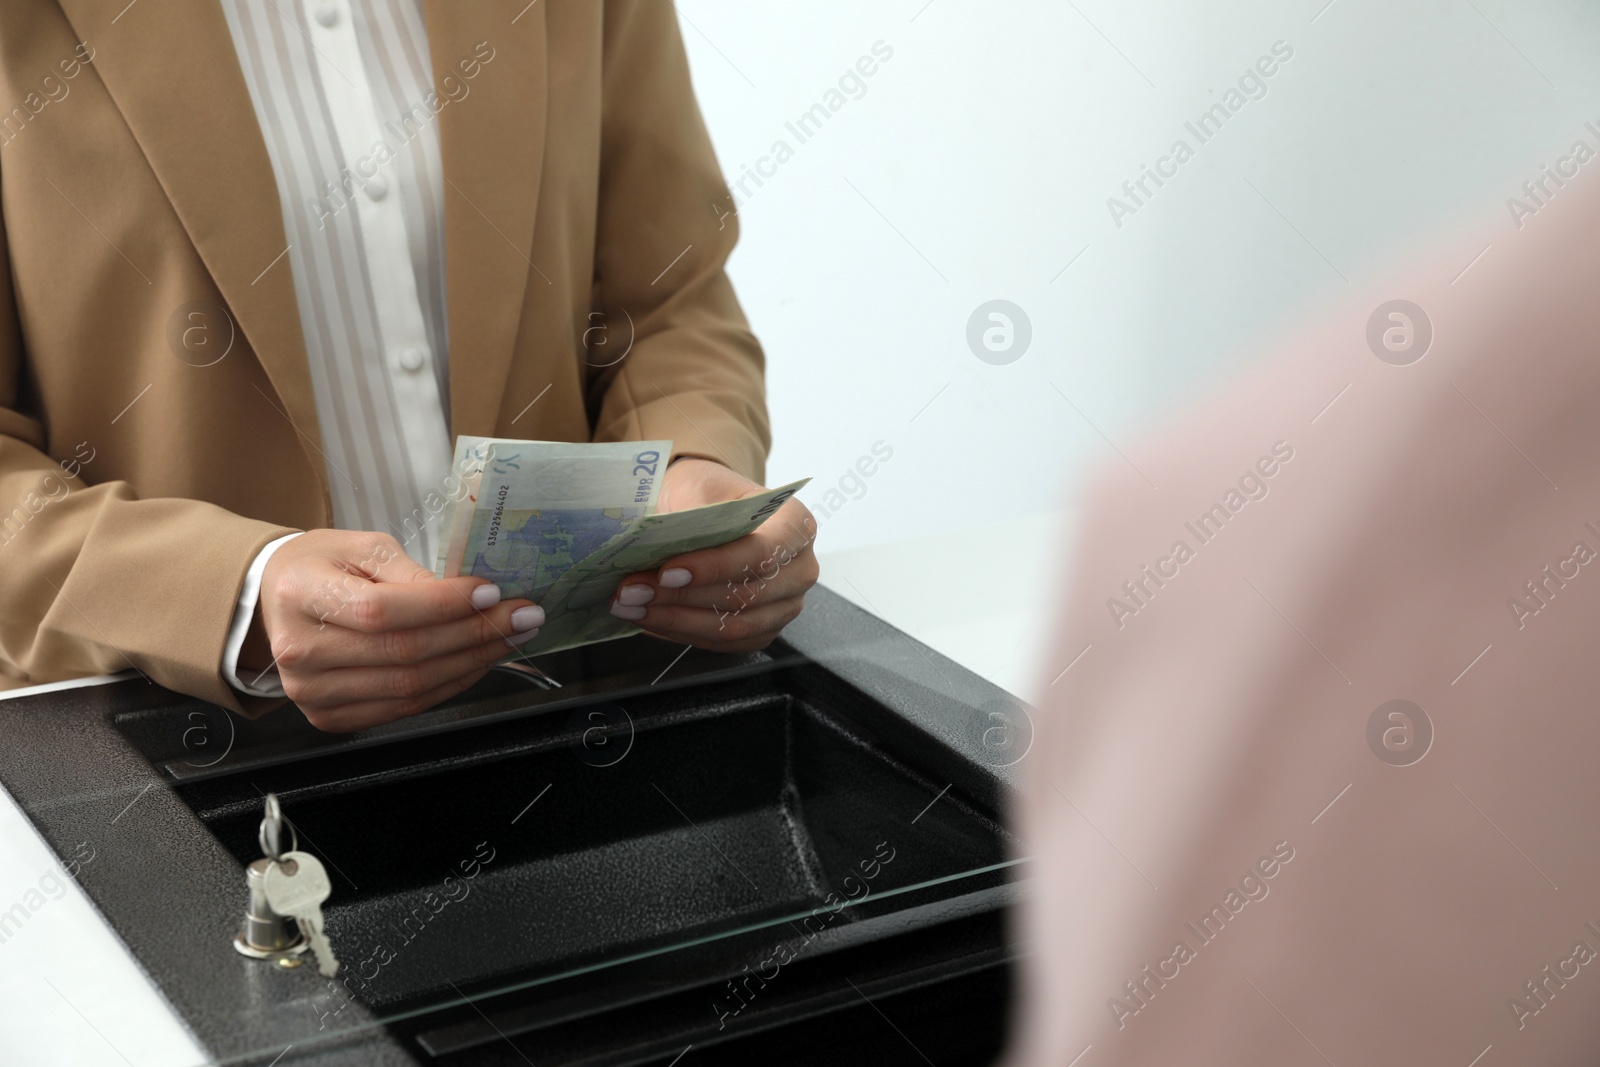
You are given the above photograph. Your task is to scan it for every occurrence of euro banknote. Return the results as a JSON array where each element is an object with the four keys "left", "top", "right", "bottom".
[
  {"left": 519, "top": 476, "right": 810, "bottom": 653},
  {"left": 432, "top": 435, "right": 506, "bottom": 576},
  {"left": 434, "top": 437, "right": 809, "bottom": 654}
]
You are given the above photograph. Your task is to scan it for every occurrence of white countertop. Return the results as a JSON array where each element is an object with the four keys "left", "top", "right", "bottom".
[{"left": 0, "top": 754, "right": 208, "bottom": 1066}]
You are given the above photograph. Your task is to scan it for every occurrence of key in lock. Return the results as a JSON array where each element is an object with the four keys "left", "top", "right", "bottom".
[{"left": 233, "top": 793, "right": 313, "bottom": 965}]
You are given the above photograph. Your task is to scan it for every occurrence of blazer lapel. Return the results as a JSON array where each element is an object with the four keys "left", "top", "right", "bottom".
[
  {"left": 422, "top": 0, "right": 549, "bottom": 438},
  {"left": 54, "top": 0, "right": 325, "bottom": 481},
  {"left": 51, "top": 0, "right": 549, "bottom": 462}
]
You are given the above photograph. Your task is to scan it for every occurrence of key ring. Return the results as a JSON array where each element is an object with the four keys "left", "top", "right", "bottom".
[{"left": 258, "top": 793, "right": 298, "bottom": 860}]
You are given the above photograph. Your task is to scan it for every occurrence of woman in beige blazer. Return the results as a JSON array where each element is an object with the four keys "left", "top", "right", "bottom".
[{"left": 0, "top": 0, "right": 816, "bottom": 729}]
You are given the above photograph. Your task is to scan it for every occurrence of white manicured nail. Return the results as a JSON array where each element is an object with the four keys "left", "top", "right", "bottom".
[
  {"left": 659, "top": 568, "right": 692, "bottom": 588},
  {"left": 610, "top": 603, "right": 648, "bottom": 622},
  {"left": 511, "top": 605, "right": 545, "bottom": 630},
  {"left": 617, "top": 584, "right": 655, "bottom": 607},
  {"left": 470, "top": 584, "right": 501, "bottom": 609}
]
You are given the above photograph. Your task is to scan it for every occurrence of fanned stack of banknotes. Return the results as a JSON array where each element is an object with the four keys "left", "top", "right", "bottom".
[{"left": 433, "top": 436, "right": 808, "bottom": 655}]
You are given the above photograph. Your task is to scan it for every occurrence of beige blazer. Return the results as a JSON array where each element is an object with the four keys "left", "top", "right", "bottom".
[{"left": 0, "top": 1, "right": 770, "bottom": 708}]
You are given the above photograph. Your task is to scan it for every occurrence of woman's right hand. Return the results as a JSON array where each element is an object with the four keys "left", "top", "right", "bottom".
[{"left": 240, "top": 530, "right": 542, "bottom": 732}]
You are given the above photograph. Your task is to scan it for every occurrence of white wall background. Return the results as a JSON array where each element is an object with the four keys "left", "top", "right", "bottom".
[{"left": 676, "top": 0, "right": 1600, "bottom": 694}]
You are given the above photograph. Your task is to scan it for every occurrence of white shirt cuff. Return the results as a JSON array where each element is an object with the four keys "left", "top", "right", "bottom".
[{"left": 222, "top": 533, "right": 303, "bottom": 697}]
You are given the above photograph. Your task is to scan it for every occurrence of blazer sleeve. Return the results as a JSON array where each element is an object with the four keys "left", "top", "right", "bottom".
[
  {"left": 585, "top": 0, "right": 772, "bottom": 485},
  {"left": 0, "top": 198, "right": 296, "bottom": 710}
]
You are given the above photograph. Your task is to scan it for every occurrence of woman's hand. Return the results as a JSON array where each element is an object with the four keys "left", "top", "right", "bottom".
[
  {"left": 608, "top": 457, "right": 819, "bottom": 652},
  {"left": 243, "top": 530, "right": 543, "bottom": 732}
]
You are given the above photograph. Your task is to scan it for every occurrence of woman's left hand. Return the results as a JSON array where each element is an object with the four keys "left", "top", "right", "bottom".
[{"left": 608, "top": 457, "right": 819, "bottom": 651}]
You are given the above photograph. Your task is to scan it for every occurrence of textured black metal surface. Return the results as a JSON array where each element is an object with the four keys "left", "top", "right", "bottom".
[
  {"left": 176, "top": 675, "right": 1007, "bottom": 1012},
  {"left": 0, "top": 679, "right": 416, "bottom": 1065},
  {"left": 408, "top": 892, "right": 1019, "bottom": 1066},
  {"left": 0, "top": 585, "right": 1026, "bottom": 1064},
  {"left": 113, "top": 638, "right": 794, "bottom": 786},
  {"left": 778, "top": 588, "right": 1037, "bottom": 810}
]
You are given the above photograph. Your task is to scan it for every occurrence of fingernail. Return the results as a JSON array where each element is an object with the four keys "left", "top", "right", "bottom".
[
  {"left": 660, "top": 567, "right": 692, "bottom": 588},
  {"left": 505, "top": 628, "right": 540, "bottom": 648},
  {"left": 470, "top": 584, "right": 502, "bottom": 609},
  {"left": 617, "top": 584, "right": 655, "bottom": 607},
  {"left": 610, "top": 603, "right": 648, "bottom": 622},
  {"left": 511, "top": 605, "right": 545, "bottom": 630}
]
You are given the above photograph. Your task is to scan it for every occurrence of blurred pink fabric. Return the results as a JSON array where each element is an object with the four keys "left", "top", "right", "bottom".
[{"left": 1006, "top": 166, "right": 1600, "bottom": 1065}]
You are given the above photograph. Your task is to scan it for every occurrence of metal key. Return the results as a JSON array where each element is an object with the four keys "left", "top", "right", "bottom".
[{"left": 263, "top": 851, "right": 339, "bottom": 977}]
